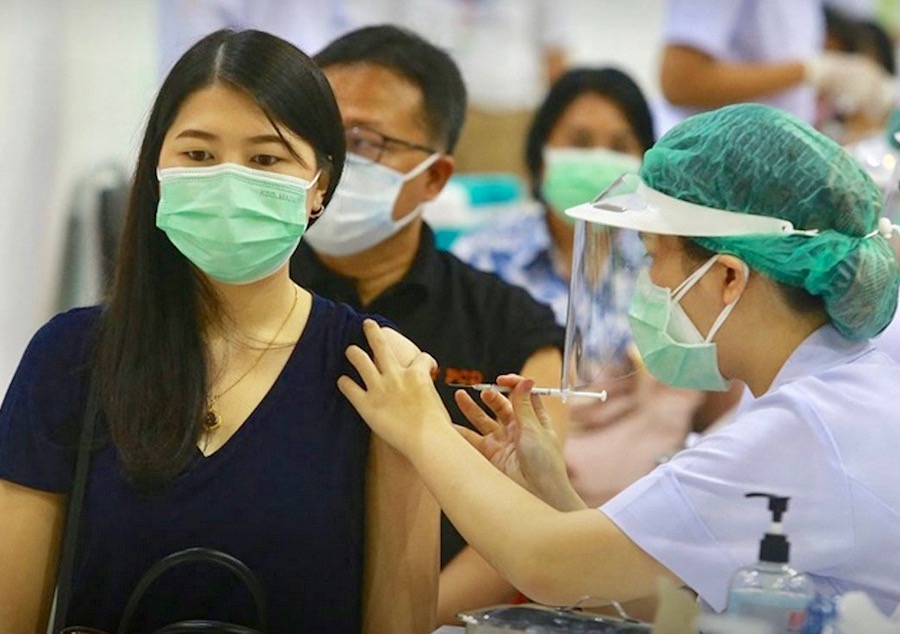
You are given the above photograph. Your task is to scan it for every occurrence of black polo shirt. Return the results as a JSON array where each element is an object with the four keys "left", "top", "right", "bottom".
[{"left": 290, "top": 223, "right": 564, "bottom": 565}]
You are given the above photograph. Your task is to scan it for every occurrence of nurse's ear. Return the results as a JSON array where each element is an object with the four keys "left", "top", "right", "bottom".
[{"left": 717, "top": 254, "right": 750, "bottom": 305}]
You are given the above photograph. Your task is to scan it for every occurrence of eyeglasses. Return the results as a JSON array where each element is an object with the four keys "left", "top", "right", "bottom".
[{"left": 345, "top": 124, "right": 437, "bottom": 164}]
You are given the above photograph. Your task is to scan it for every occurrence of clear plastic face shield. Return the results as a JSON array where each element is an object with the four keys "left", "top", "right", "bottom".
[
  {"left": 561, "top": 174, "right": 819, "bottom": 396},
  {"left": 562, "top": 217, "right": 644, "bottom": 396}
]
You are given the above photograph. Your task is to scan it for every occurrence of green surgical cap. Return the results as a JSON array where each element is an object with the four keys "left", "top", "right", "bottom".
[{"left": 640, "top": 103, "right": 900, "bottom": 340}]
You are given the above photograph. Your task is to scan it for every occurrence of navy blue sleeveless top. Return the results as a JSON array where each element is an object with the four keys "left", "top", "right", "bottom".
[{"left": 0, "top": 295, "right": 377, "bottom": 632}]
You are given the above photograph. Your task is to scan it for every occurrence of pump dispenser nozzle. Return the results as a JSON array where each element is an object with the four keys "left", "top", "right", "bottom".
[
  {"left": 746, "top": 492, "right": 791, "bottom": 564},
  {"left": 746, "top": 492, "right": 788, "bottom": 521}
]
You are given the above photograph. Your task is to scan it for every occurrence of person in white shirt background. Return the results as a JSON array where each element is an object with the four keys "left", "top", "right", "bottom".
[
  {"left": 655, "top": 0, "right": 896, "bottom": 135},
  {"left": 156, "top": 0, "right": 355, "bottom": 74}
]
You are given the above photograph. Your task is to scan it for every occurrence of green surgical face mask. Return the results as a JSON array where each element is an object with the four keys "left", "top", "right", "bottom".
[
  {"left": 541, "top": 147, "right": 641, "bottom": 224},
  {"left": 156, "top": 163, "right": 320, "bottom": 284},
  {"left": 627, "top": 255, "right": 746, "bottom": 392}
]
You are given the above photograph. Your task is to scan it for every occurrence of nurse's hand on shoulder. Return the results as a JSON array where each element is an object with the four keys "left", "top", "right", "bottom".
[
  {"left": 380, "top": 325, "right": 423, "bottom": 367},
  {"left": 340, "top": 319, "right": 450, "bottom": 456},
  {"left": 455, "top": 375, "right": 583, "bottom": 512}
]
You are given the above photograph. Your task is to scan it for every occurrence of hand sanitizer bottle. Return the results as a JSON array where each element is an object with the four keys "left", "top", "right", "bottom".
[{"left": 726, "top": 493, "right": 816, "bottom": 633}]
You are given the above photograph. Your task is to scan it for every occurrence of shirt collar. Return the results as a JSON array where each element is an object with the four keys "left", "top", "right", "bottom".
[
  {"left": 292, "top": 223, "right": 441, "bottom": 306},
  {"left": 401, "top": 222, "right": 442, "bottom": 293},
  {"left": 768, "top": 324, "right": 875, "bottom": 391}
]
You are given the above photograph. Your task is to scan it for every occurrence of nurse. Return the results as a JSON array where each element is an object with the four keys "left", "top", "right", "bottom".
[{"left": 339, "top": 103, "right": 900, "bottom": 616}]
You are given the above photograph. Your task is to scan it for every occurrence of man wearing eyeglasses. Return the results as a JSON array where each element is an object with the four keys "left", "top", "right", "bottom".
[{"left": 290, "top": 25, "right": 568, "bottom": 625}]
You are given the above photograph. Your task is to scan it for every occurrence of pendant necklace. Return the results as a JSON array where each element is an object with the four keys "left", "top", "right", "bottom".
[{"left": 204, "top": 285, "right": 299, "bottom": 432}]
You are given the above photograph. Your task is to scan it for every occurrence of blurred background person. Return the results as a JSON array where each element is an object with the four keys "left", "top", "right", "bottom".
[
  {"left": 819, "top": 5, "right": 897, "bottom": 143},
  {"left": 453, "top": 68, "right": 651, "bottom": 325},
  {"left": 656, "top": 0, "right": 895, "bottom": 135},
  {"left": 825, "top": 0, "right": 900, "bottom": 37}
]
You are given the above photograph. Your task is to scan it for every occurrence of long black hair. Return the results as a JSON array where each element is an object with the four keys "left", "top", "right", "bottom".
[
  {"left": 95, "top": 30, "right": 345, "bottom": 489},
  {"left": 525, "top": 67, "right": 655, "bottom": 200}
]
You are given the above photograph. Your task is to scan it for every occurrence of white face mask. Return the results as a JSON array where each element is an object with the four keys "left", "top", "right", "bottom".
[{"left": 304, "top": 152, "right": 441, "bottom": 256}]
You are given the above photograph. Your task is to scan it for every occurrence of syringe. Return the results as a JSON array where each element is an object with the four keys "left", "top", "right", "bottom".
[{"left": 448, "top": 383, "right": 607, "bottom": 401}]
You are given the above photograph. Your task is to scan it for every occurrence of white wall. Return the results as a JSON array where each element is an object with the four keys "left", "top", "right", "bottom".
[
  {"left": 0, "top": 1, "right": 61, "bottom": 395},
  {"left": 0, "top": 0, "right": 666, "bottom": 394},
  {"left": 566, "top": 0, "right": 666, "bottom": 101},
  {"left": 0, "top": 0, "right": 158, "bottom": 394}
]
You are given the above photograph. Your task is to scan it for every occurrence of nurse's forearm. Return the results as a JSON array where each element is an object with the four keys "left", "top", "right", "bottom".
[
  {"left": 437, "top": 547, "right": 519, "bottom": 625},
  {"left": 406, "top": 423, "right": 664, "bottom": 606}
]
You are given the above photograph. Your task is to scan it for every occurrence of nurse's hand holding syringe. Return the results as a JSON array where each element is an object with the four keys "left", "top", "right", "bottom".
[{"left": 448, "top": 374, "right": 591, "bottom": 512}]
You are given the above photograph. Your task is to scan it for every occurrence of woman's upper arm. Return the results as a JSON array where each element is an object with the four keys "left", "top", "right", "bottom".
[
  {"left": 362, "top": 436, "right": 439, "bottom": 634},
  {"left": 0, "top": 479, "right": 66, "bottom": 634}
]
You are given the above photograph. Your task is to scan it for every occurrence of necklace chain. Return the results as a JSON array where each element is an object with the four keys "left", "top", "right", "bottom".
[{"left": 204, "top": 285, "right": 300, "bottom": 432}]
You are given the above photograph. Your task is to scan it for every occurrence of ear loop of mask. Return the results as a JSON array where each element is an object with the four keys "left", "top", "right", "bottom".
[
  {"left": 392, "top": 153, "right": 442, "bottom": 230},
  {"left": 307, "top": 169, "right": 325, "bottom": 219},
  {"left": 671, "top": 255, "right": 750, "bottom": 343},
  {"left": 306, "top": 169, "right": 322, "bottom": 190},
  {"left": 403, "top": 152, "right": 441, "bottom": 182}
]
